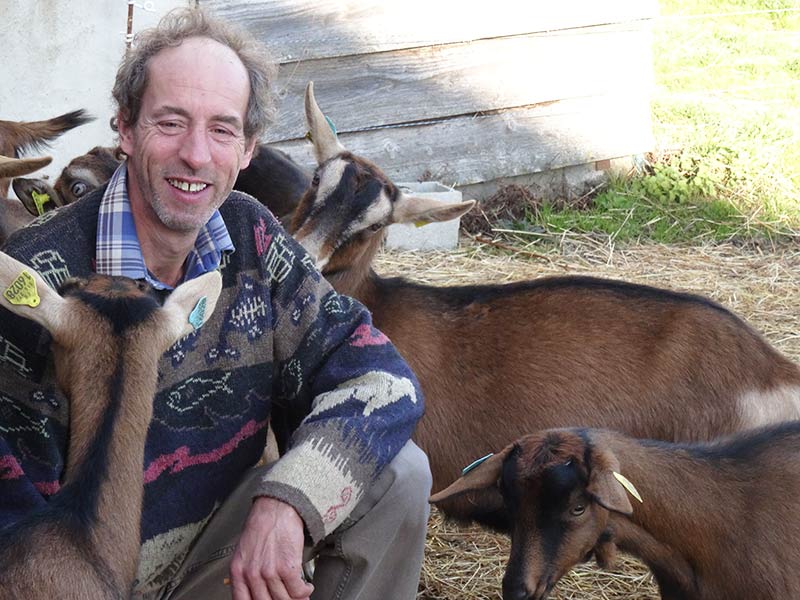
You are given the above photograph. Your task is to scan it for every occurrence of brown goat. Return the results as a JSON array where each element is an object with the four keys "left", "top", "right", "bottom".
[
  {"left": 0, "top": 252, "right": 221, "bottom": 598},
  {"left": 12, "top": 144, "right": 310, "bottom": 222},
  {"left": 289, "top": 82, "right": 800, "bottom": 526},
  {"left": 0, "top": 156, "right": 54, "bottom": 245},
  {"left": 0, "top": 110, "right": 92, "bottom": 198},
  {"left": 431, "top": 424, "right": 800, "bottom": 600},
  {"left": 12, "top": 146, "right": 121, "bottom": 216}
]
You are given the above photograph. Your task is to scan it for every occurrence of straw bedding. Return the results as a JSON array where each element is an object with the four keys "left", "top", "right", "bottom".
[{"left": 372, "top": 235, "right": 800, "bottom": 599}]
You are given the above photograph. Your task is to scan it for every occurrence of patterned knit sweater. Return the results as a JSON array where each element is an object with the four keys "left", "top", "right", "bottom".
[{"left": 0, "top": 187, "right": 424, "bottom": 593}]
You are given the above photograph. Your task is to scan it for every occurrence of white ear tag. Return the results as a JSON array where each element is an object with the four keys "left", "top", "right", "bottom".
[{"left": 613, "top": 471, "right": 643, "bottom": 503}]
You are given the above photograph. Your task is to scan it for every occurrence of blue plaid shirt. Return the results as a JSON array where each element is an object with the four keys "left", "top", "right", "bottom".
[{"left": 95, "top": 163, "right": 234, "bottom": 290}]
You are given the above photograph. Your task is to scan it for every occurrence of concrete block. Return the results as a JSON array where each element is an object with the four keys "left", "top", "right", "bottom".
[{"left": 385, "top": 182, "right": 463, "bottom": 250}]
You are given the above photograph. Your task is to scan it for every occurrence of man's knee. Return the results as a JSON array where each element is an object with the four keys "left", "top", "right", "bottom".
[
  {"left": 393, "top": 441, "right": 432, "bottom": 494},
  {"left": 387, "top": 441, "right": 432, "bottom": 521}
]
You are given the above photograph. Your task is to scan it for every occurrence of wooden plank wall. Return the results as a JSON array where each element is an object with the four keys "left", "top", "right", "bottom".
[{"left": 202, "top": 0, "right": 658, "bottom": 194}]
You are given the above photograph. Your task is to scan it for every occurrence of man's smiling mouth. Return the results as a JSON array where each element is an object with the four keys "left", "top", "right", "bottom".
[{"left": 167, "top": 178, "right": 208, "bottom": 193}]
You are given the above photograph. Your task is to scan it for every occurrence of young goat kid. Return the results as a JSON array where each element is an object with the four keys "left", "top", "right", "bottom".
[
  {"left": 12, "top": 146, "right": 121, "bottom": 216},
  {"left": 431, "top": 424, "right": 800, "bottom": 600},
  {"left": 0, "top": 155, "right": 54, "bottom": 245},
  {"left": 291, "top": 82, "right": 800, "bottom": 526},
  {"left": 0, "top": 253, "right": 221, "bottom": 599}
]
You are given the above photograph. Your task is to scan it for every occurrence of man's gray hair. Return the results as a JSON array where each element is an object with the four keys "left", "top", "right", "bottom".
[{"left": 111, "top": 7, "right": 277, "bottom": 141}]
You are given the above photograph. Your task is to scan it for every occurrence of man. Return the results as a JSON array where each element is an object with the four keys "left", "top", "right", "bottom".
[{"left": 0, "top": 8, "right": 430, "bottom": 600}]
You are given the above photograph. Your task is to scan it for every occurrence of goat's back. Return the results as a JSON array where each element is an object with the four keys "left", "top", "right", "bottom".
[
  {"left": 367, "top": 275, "right": 800, "bottom": 490},
  {"left": 235, "top": 145, "right": 310, "bottom": 218}
]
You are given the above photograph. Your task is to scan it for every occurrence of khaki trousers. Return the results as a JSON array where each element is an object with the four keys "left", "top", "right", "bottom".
[{"left": 156, "top": 441, "right": 431, "bottom": 600}]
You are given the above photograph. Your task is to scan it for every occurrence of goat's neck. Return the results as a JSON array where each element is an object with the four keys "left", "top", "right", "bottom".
[
  {"left": 328, "top": 267, "right": 384, "bottom": 308},
  {"left": 599, "top": 433, "right": 729, "bottom": 598},
  {"left": 62, "top": 340, "right": 159, "bottom": 584},
  {"left": 326, "top": 233, "right": 386, "bottom": 305},
  {"left": 609, "top": 513, "right": 697, "bottom": 599}
]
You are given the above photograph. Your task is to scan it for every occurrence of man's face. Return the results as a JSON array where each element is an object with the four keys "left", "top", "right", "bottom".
[{"left": 118, "top": 37, "right": 256, "bottom": 234}]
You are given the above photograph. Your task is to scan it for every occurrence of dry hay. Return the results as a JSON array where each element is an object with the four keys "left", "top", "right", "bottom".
[
  {"left": 371, "top": 235, "right": 800, "bottom": 599},
  {"left": 460, "top": 185, "right": 541, "bottom": 237}
]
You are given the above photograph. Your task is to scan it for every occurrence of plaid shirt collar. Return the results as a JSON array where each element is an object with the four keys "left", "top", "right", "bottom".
[{"left": 95, "top": 163, "right": 234, "bottom": 290}]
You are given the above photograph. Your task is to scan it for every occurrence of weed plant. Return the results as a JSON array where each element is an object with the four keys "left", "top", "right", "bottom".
[{"left": 526, "top": 0, "right": 800, "bottom": 245}]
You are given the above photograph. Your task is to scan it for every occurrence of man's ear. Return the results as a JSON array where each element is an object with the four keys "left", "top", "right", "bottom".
[
  {"left": 240, "top": 137, "right": 257, "bottom": 171},
  {"left": 116, "top": 111, "right": 135, "bottom": 157}
]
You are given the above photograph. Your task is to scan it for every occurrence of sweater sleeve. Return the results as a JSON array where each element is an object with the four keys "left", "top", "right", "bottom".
[
  {"left": 249, "top": 217, "right": 424, "bottom": 543},
  {"left": 0, "top": 329, "right": 69, "bottom": 530}
]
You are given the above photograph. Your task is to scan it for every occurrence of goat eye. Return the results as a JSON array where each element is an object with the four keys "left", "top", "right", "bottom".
[
  {"left": 570, "top": 504, "right": 586, "bottom": 516},
  {"left": 368, "top": 223, "right": 383, "bottom": 232},
  {"left": 71, "top": 181, "right": 88, "bottom": 197},
  {"left": 311, "top": 174, "right": 320, "bottom": 187}
]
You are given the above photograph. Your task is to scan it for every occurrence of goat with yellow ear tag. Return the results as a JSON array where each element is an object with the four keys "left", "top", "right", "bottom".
[{"left": 0, "top": 249, "right": 221, "bottom": 599}]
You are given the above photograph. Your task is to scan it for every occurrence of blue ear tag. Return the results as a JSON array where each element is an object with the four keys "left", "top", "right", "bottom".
[
  {"left": 324, "top": 115, "right": 337, "bottom": 136},
  {"left": 188, "top": 296, "right": 207, "bottom": 331},
  {"left": 462, "top": 453, "right": 494, "bottom": 476}
]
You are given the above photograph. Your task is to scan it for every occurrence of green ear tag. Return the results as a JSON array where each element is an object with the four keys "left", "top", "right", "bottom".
[
  {"left": 188, "top": 296, "right": 207, "bottom": 330},
  {"left": 413, "top": 220, "right": 429, "bottom": 228},
  {"left": 4, "top": 270, "right": 40, "bottom": 307},
  {"left": 462, "top": 453, "right": 494, "bottom": 476},
  {"left": 613, "top": 471, "right": 643, "bottom": 503},
  {"left": 31, "top": 190, "right": 51, "bottom": 217}
]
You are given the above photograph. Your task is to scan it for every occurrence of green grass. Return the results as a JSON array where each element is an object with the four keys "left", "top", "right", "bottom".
[{"left": 522, "top": 0, "right": 800, "bottom": 245}]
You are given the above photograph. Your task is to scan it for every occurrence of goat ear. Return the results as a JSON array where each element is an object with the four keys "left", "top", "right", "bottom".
[
  {"left": 161, "top": 270, "right": 223, "bottom": 344},
  {"left": 393, "top": 193, "right": 476, "bottom": 226},
  {"left": 0, "top": 251, "right": 66, "bottom": 333},
  {"left": 12, "top": 178, "right": 58, "bottom": 217},
  {"left": 0, "top": 154, "right": 52, "bottom": 179},
  {"left": 305, "top": 81, "right": 345, "bottom": 164},
  {"left": 587, "top": 447, "right": 634, "bottom": 516},
  {"left": 429, "top": 446, "right": 512, "bottom": 503}
]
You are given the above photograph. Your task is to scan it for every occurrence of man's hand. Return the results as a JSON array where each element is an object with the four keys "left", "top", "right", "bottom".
[{"left": 229, "top": 496, "right": 315, "bottom": 600}]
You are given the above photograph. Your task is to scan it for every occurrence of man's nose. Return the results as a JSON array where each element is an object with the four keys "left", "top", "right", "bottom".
[{"left": 179, "top": 126, "right": 212, "bottom": 170}]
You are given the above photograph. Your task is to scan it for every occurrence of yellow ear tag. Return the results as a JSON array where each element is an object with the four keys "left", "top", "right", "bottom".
[
  {"left": 31, "top": 190, "right": 51, "bottom": 217},
  {"left": 613, "top": 471, "right": 643, "bottom": 503},
  {"left": 413, "top": 220, "right": 429, "bottom": 228},
  {"left": 4, "top": 270, "right": 40, "bottom": 308}
]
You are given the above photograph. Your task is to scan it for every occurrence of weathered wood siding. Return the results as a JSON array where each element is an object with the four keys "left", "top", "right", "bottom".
[{"left": 202, "top": 0, "right": 657, "bottom": 195}]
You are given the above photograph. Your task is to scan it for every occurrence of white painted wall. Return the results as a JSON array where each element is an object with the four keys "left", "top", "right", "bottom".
[{"left": 0, "top": 0, "right": 189, "bottom": 194}]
